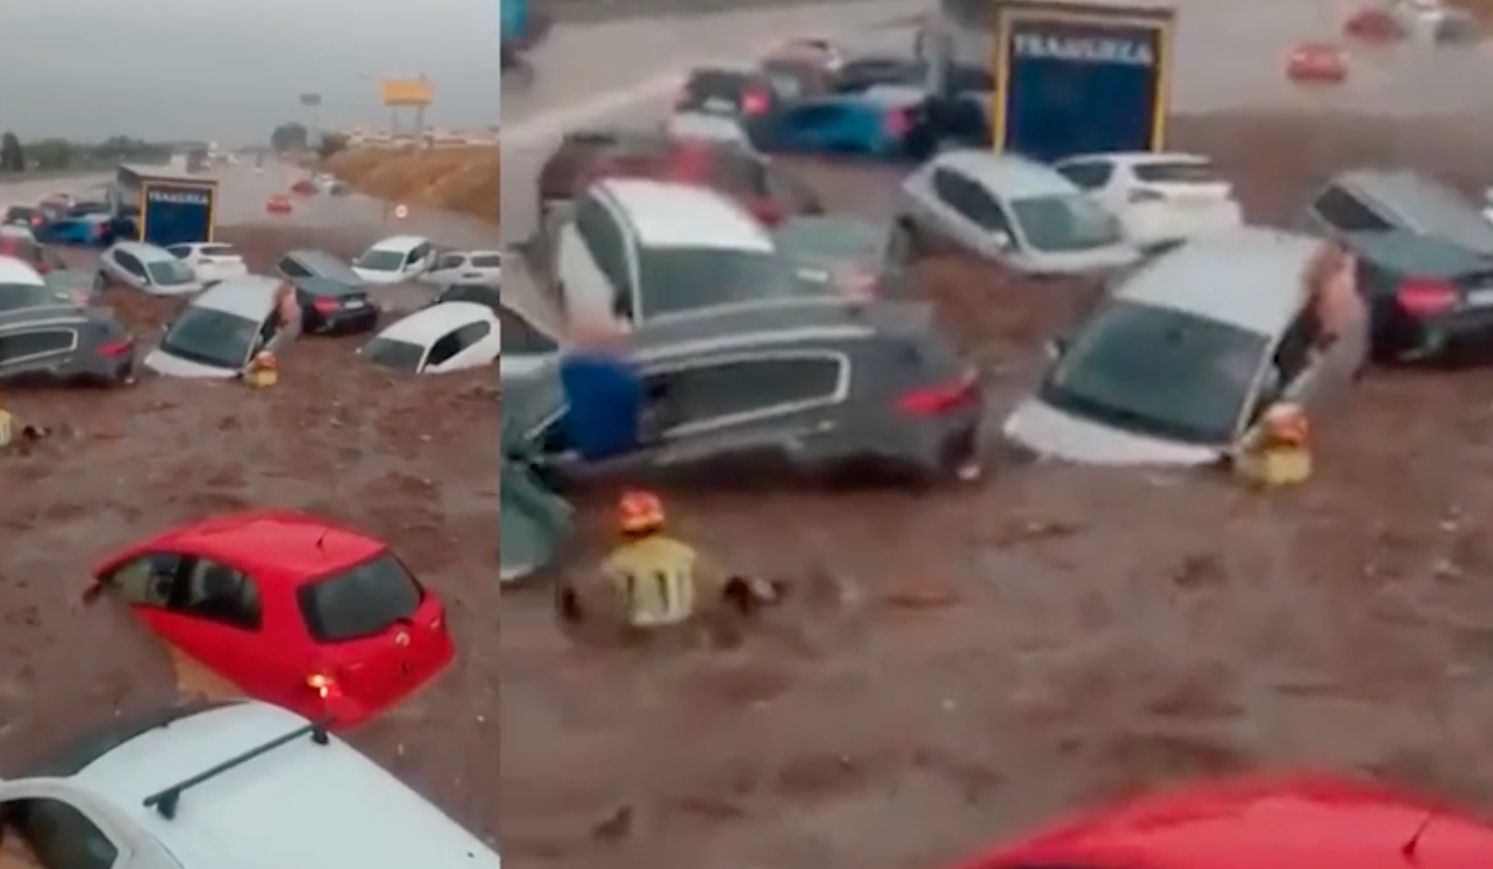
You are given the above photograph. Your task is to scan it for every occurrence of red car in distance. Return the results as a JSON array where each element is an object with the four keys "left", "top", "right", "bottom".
[
  {"left": 266, "top": 193, "right": 294, "bottom": 214},
  {"left": 86, "top": 509, "right": 454, "bottom": 730},
  {"left": 948, "top": 772, "right": 1493, "bottom": 869},
  {"left": 1287, "top": 40, "right": 1349, "bottom": 83}
]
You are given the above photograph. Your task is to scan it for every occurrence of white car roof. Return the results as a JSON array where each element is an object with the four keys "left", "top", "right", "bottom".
[
  {"left": 68, "top": 701, "right": 497, "bottom": 869},
  {"left": 665, "top": 112, "right": 750, "bottom": 145},
  {"left": 1057, "top": 151, "right": 1214, "bottom": 167},
  {"left": 111, "top": 241, "right": 178, "bottom": 263},
  {"left": 367, "top": 234, "right": 430, "bottom": 254},
  {"left": 596, "top": 177, "right": 773, "bottom": 252},
  {"left": 932, "top": 150, "right": 1079, "bottom": 200},
  {"left": 377, "top": 301, "right": 493, "bottom": 346},
  {"left": 1115, "top": 226, "right": 1320, "bottom": 335},
  {"left": 0, "top": 255, "right": 45, "bottom": 285},
  {"left": 190, "top": 274, "right": 280, "bottom": 319}
]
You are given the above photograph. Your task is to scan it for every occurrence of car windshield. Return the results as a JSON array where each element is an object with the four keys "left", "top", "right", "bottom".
[
  {"left": 146, "top": 259, "right": 196, "bottom": 286},
  {"left": 1038, "top": 300, "right": 1269, "bottom": 446},
  {"left": 0, "top": 282, "right": 64, "bottom": 312},
  {"left": 297, "top": 553, "right": 423, "bottom": 642},
  {"left": 365, "top": 336, "right": 426, "bottom": 372},
  {"left": 160, "top": 306, "right": 260, "bottom": 370},
  {"left": 1011, "top": 193, "right": 1124, "bottom": 252},
  {"left": 637, "top": 246, "right": 804, "bottom": 319},
  {"left": 355, "top": 248, "right": 406, "bottom": 271}
]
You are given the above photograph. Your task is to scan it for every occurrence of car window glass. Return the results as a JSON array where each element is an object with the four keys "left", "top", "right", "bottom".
[
  {"left": 1056, "top": 160, "right": 1114, "bottom": 190},
  {"left": 3, "top": 798, "right": 119, "bottom": 869},
  {"left": 427, "top": 330, "right": 464, "bottom": 366},
  {"left": 454, "top": 320, "right": 492, "bottom": 350},
  {"left": 499, "top": 306, "right": 559, "bottom": 355},
  {"left": 934, "top": 168, "right": 1011, "bottom": 232},
  {"left": 0, "top": 329, "right": 76, "bottom": 364},
  {"left": 649, "top": 355, "right": 843, "bottom": 429},
  {"left": 470, "top": 253, "right": 503, "bottom": 268},
  {"left": 1312, "top": 185, "right": 1393, "bottom": 232},
  {"left": 166, "top": 245, "right": 192, "bottom": 259},
  {"left": 296, "top": 553, "right": 422, "bottom": 642},
  {"left": 115, "top": 252, "right": 145, "bottom": 278},
  {"left": 436, "top": 253, "right": 467, "bottom": 270},
  {"left": 277, "top": 256, "right": 312, "bottom": 278},
  {"left": 106, "top": 553, "right": 180, "bottom": 607},
  {"left": 573, "top": 196, "right": 634, "bottom": 308},
  {"left": 177, "top": 558, "right": 262, "bottom": 630}
]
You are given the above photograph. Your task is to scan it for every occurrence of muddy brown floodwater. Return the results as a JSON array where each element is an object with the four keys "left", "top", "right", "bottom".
[
  {"left": 0, "top": 225, "right": 502, "bottom": 839},
  {"left": 499, "top": 109, "right": 1493, "bottom": 869}
]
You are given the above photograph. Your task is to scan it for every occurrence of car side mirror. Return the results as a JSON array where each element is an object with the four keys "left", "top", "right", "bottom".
[{"left": 1044, "top": 336, "right": 1067, "bottom": 361}]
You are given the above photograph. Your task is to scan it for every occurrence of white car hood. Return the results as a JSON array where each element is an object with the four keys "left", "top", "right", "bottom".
[
  {"left": 143, "top": 348, "right": 240, "bottom": 379},
  {"left": 1003, "top": 397, "right": 1223, "bottom": 467},
  {"left": 354, "top": 267, "right": 408, "bottom": 285}
]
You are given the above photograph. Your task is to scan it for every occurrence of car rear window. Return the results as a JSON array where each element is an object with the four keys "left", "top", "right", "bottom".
[
  {"left": 147, "top": 260, "right": 196, "bottom": 286},
  {"left": 365, "top": 336, "right": 426, "bottom": 372},
  {"left": 470, "top": 253, "right": 503, "bottom": 268},
  {"left": 297, "top": 553, "right": 423, "bottom": 642},
  {"left": 637, "top": 247, "right": 803, "bottom": 319},
  {"left": 1134, "top": 161, "right": 1222, "bottom": 184}
]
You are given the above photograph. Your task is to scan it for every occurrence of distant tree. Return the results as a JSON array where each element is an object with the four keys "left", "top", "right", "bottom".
[
  {"left": 317, "top": 132, "right": 350, "bottom": 160},
  {"left": 0, "top": 132, "right": 23, "bottom": 172},
  {"left": 29, "top": 139, "right": 73, "bottom": 171},
  {"left": 270, "top": 122, "right": 309, "bottom": 153}
]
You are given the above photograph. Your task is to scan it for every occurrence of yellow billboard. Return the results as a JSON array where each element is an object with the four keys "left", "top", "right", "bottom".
[{"left": 380, "top": 77, "right": 433, "bottom": 107}]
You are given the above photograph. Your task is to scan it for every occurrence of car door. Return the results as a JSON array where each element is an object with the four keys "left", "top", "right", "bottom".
[
  {"left": 556, "top": 195, "right": 634, "bottom": 329},
  {"left": 0, "top": 788, "right": 131, "bottom": 869},
  {"left": 421, "top": 329, "right": 464, "bottom": 374},
  {"left": 426, "top": 252, "right": 467, "bottom": 284},
  {"left": 433, "top": 320, "right": 497, "bottom": 372},
  {"left": 639, "top": 351, "right": 849, "bottom": 474},
  {"left": 0, "top": 328, "right": 79, "bottom": 381},
  {"left": 405, "top": 242, "right": 434, "bottom": 277}
]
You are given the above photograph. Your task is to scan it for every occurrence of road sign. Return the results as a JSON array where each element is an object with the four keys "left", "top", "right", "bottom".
[
  {"left": 299, "top": 93, "right": 322, "bottom": 107},
  {"left": 394, "top": 203, "right": 409, "bottom": 220}
]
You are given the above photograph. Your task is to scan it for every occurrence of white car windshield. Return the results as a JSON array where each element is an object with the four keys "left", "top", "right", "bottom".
[
  {"left": 636, "top": 247, "right": 805, "bottom": 319},
  {"left": 160, "top": 307, "right": 260, "bottom": 370},
  {"left": 146, "top": 259, "right": 196, "bottom": 286},
  {"left": 1011, "top": 193, "right": 1124, "bottom": 252},
  {"left": 366, "top": 336, "right": 426, "bottom": 372},
  {"left": 1038, "top": 300, "right": 1269, "bottom": 446},
  {"left": 356, "top": 249, "right": 407, "bottom": 271}
]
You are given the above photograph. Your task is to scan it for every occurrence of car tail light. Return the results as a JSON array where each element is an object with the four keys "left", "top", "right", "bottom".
[
  {"left": 1396, "top": 278, "right": 1458, "bottom": 317},
  {"left": 29, "top": 214, "right": 42, "bottom": 226},
  {"left": 34, "top": 261, "right": 50, "bottom": 274},
  {"left": 754, "top": 200, "right": 783, "bottom": 226},
  {"left": 307, "top": 672, "right": 342, "bottom": 700},
  {"left": 741, "top": 88, "right": 771, "bottom": 115},
  {"left": 896, "top": 368, "right": 979, "bottom": 416},
  {"left": 884, "top": 108, "right": 911, "bottom": 137},
  {"left": 312, "top": 297, "right": 341, "bottom": 313},
  {"left": 97, "top": 337, "right": 132, "bottom": 357},
  {"left": 1128, "top": 188, "right": 1165, "bottom": 203}
]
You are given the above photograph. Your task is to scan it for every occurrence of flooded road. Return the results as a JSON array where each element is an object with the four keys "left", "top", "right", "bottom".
[{"left": 498, "top": 1, "right": 1493, "bottom": 867}]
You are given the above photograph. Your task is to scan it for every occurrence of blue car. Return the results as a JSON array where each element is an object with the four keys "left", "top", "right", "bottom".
[
  {"left": 756, "top": 86, "right": 944, "bottom": 160},
  {"left": 33, "top": 214, "right": 135, "bottom": 247}
]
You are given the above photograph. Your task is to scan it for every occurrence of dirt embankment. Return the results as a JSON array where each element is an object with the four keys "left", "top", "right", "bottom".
[{"left": 324, "top": 147, "right": 499, "bottom": 225}]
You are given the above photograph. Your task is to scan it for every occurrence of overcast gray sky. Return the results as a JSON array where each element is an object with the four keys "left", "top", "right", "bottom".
[{"left": 1, "top": 0, "right": 499, "bottom": 144}]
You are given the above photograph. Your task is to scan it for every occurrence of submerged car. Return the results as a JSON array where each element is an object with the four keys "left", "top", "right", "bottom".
[
  {"left": 1298, "top": 167, "right": 1493, "bottom": 258},
  {"left": 946, "top": 772, "right": 1493, "bottom": 868},
  {"left": 98, "top": 241, "right": 205, "bottom": 296},
  {"left": 0, "top": 700, "right": 501, "bottom": 869},
  {"left": 422, "top": 249, "right": 503, "bottom": 287},
  {"left": 0, "top": 305, "right": 136, "bottom": 386},
  {"left": 758, "top": 85, "right": 934, "bottom": 159},
  {"left": 353, "top": 235, "right": 435, "bottom": 285},
  {"left": 34, "top": 213, "right": 132, "bottom": 247},
  {"left": 895, "top": 149, "right": 1138, "bottom": 275},
  {"left": 1003, "top": 227, "right": 1349, "bottom": 466},
  {"left": 166, "top": 241, "right": 249, "bottom": 285},
  {"left": 504, "top": 296, "right": 983, "bottom": 486},
  {"left": 363, "top": 301, "right": 502, "bottom": 375},
  {"left": 144, "top": 275, "right": 289, "bottom": 379},
  {"left": 1054, "top": 151, "right": 1244, "bottom": 251},
  {"left": 87, "top": 510, "right": 454, "bottom": 730},
  {"left": 0, "top": 233, "right": 65, "bottom": 275},
  {"left": 293, "top": 277, "right": 379, "bottom": 335},
  {"left": 500, "top": 438, "right": 575, "bottom": 584}
]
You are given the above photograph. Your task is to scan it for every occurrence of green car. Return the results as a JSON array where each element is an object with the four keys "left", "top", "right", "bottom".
[{"left": 501, "top": 386, "right": 574, "bottom": 584}]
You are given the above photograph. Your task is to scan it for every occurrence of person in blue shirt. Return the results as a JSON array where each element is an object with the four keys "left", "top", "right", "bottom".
[{"left": 557, "top": 339, "right": 644, "bottom": 462}]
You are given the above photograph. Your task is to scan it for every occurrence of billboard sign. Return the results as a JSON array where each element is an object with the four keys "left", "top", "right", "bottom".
[{"left": 380, "top": 77, "right": 433, "bottom": 107}]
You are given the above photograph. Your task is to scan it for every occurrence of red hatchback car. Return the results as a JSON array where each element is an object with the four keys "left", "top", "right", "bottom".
[
  {"left": 87, "top": 510, "right": 454, "bottom": 730},
  {"left": 949, "top": 773, "right": 1493, "bottom": 869}
]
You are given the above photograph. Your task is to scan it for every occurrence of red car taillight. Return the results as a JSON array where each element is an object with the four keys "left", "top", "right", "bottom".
[
  {"left": 896, "top": 369, "right": 979, "bottom": 416},
  {"left": 884, "top": 108, "right": 911, "bottom": 137},
  {"left": 312, "top": 297, "right": 341, "bottom": 313},
  {"left": 34, "top": 261, "right": 50, "bottom": 275},
  {"left": 1396, "top": 278, "right": 1457, "bottom": 317},
  {"left": 741, "top": 88, "right": 770, "bottom": 115},
  {"left": 97, "top": 338, "right": 132, "bottom": 358},
  {"left": 307, "top": 672, "right": 343, "bottom": 700}
]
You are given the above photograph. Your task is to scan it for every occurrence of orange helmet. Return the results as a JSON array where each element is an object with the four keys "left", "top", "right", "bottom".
[
  {"left": 1263, "top": 403, "right": 1310, "bottom": 447},
  {"left": 618, "top": 489, "right": 665, "bottom": 535}
]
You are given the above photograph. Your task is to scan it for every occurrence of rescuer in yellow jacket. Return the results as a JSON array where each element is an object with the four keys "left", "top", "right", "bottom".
[{"left": 556, "top": 489, "right": 782, "bottom": 641}]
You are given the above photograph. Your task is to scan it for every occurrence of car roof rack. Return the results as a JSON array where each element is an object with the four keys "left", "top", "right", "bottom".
[{"left": 142, "top": 717, "right": 332, "bottom": 820}]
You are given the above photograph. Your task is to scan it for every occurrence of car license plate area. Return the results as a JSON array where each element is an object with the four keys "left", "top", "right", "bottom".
[
  {"left": 345, "top": 299, "right": 367, "bottom": 309},
  {"left": 1465, "top": 288, "right": 1493, "bottom": 307}
]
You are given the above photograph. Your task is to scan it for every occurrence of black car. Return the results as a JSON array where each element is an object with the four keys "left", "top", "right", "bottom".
[
  {"left": 293, "top": 276, "right": 378, "bottom": 335},
  {"left": 503, "top": 296, "right": 983, "bottom": 486},
  {"left": 1343, "top": 228, "right": 1493, "bottom": 362},
  {"left": 429, "top": 280, "right": 501, "bottom": 312},
  {"left": 0, "top": 305, "right": 135, "bottom": 386}
]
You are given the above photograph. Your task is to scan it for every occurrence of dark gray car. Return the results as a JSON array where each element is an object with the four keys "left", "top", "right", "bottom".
[
  {"left": 502, "top": 297, "right": 983, "bottom": 486},
  {"left": 275, "top": 248, "right": 366, "bottom": 286},
  {"left": 0, "top": 305, "right": 136, "bottom": 386},
  {"left": 1298, "top": 169, "right": 1493, "bottom": 257}
]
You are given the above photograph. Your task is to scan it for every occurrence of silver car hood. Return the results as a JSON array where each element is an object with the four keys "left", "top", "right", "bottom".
[{"left": 1002, "top": 396, "right": 1223, "bottom": 467}]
